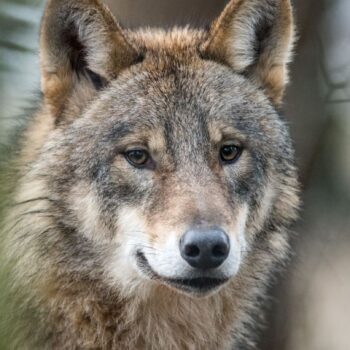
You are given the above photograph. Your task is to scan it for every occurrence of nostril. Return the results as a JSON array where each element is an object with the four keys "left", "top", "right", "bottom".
[
  {"left": 184, "top": 244, "right": 200, "bottom": 258},
  {"left": 212, "top": 243, "right": 228, "bottom": 257}
]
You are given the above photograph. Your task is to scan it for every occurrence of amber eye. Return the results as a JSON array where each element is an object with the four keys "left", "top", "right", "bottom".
[
  {"left": 220, "top": 144, "right": 242, "bottom": 163},
  {"left": 125, "top": 149, "right": 150, "bottom": 168}
]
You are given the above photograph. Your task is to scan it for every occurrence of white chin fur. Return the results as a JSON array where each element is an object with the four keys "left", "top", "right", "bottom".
[{"left": 107, "top": 205, "right": 248, "bottom": 296}]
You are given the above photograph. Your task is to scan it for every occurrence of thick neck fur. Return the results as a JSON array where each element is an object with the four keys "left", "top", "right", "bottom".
[{"left": 33, "top": 275, "right": 240, "bottom": 350}]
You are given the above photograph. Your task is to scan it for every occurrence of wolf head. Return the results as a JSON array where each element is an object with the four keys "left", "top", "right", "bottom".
[{"left": 13, "top": 0, "right": 299, "bottom": 298}]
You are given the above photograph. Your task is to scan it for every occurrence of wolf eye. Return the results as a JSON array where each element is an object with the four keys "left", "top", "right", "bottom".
[
  {"left": 220, "top": 144, "right": 242, "bottom": 164},
  {"left": 125, "top": 149, "right": 150, "bottom": 168}
]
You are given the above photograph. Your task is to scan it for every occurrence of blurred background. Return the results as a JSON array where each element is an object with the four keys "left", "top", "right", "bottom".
[{"left": 0, "top": 0, "right": 349, "bottom": 349}]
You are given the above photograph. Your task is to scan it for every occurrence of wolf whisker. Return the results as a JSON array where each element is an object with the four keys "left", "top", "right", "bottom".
[{"left": 11, "top": 197, "right": 57, "bottom": 207}]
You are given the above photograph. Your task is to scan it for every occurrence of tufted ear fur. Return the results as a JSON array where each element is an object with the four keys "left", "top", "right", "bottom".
[
  {"left": 40, "top": 0, "right": 141, "bottom": 119},
  {"left": 201, "top": 0, "right": 295, "bottom": 106}
]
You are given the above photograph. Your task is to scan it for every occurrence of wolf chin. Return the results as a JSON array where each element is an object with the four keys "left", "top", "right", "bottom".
[{"left": 0, "top": 0, "right": 299, "bottom": 349}]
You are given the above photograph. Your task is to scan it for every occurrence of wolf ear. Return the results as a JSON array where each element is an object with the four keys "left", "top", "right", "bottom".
[
  {"left": 200, "top": 0, "right": 295, "bottom": 106},
  {"left": 40, "top": 0, "right": 140, "bottom": 117}
]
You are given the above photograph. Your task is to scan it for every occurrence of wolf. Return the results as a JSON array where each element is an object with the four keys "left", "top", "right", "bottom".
[{"left": 0, "top": 0, "right": 300, "bottom": 349}]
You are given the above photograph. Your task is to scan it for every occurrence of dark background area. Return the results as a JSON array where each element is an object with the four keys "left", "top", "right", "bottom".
[{"left": 1, "top": 0, "right": 349, "bottom": 349}]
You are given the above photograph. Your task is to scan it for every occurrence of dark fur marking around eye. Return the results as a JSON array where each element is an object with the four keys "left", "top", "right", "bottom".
[{"left": 133, "top": 52, "right": 145, "bottom": 65}]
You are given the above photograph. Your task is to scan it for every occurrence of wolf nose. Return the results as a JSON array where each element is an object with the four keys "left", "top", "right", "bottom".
[{"left": 179, "top": 228, "right": 230, "bottom": 269}]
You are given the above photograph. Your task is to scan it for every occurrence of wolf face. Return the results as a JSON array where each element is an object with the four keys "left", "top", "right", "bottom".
[
  {"left": 9, "top": 0, "right": 298, "bottom": 301},
  {"left": 49, "top": 58, "right": 268, "bottom": 296}
]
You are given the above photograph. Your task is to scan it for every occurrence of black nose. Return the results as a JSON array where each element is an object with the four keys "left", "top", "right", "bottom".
[{"left": 179, "top": 227, "right": 230, "bottom": 269}]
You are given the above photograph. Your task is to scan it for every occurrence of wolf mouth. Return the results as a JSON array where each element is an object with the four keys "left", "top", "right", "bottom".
[{"left": 136, "top": 250, "right": 228, "bottom": 294}]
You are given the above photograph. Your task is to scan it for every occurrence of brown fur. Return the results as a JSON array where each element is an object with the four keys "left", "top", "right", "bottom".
[{"left": 0, "top": 1, "right": 299, "bottom": 349}]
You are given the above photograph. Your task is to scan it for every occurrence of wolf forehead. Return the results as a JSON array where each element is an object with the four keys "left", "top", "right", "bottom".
[
  {"left": 77, "top": 32, "right": 283, "bottom": 145},
  {"left": 62, "top": 65, "right": 281, "bottom": 171},
  {"left": 50, "top": 35, "right": 289, "bottom": 178},
  {"left": 104, "top": 27, "right": 276, "bottom": 115}
]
